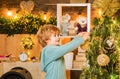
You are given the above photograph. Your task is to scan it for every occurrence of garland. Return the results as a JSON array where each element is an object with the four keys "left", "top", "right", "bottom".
[{"left": 0, "top": 14, "right": 57, "bottom": 36}]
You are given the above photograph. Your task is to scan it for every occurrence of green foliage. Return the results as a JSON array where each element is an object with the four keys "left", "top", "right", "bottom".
[
  {"left": 80, "top": 16, "right": 120, "bottom": 79},
  {"left": 0, "top": 17, "right": 11, "bottom": 34},
  {"left": 47, "top": 17, "right": 57, "bottom": 25},
  {"left": 0, "top": 14, "right": 57, "bottom": 36}
]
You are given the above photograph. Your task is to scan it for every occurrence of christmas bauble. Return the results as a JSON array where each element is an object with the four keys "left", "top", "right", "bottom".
[
  {"left": 97, "top": 54, "right": 110, "bottom": 66},
  {"left": 103, "top": 36, "right": 115, "bottom": 53}
]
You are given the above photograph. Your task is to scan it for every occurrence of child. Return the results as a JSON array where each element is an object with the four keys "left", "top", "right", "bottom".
[{"left": 37, "top": 24, "right": 89, "bottom": 79}]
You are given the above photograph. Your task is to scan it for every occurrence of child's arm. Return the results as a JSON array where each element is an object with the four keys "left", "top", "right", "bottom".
[
  {"left": 44, "top": 36, "right": 84, "bottom": 61},
  {"left": 45, "top": 32, "right": 89, "bottom": 60}
]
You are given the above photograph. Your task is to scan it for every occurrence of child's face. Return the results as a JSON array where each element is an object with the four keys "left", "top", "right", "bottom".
[{"left": 46, "top": 33, "right": 60, "bottom": 46}]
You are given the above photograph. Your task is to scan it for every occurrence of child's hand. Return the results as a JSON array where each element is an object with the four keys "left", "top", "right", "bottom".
[{"left": 78, "top": 32, "right": 90, "bottom": 41}]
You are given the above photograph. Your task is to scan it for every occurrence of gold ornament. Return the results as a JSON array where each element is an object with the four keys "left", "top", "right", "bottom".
[
  {"left": 97, "top": 53, "right": 110, "bottom": 66},
  {"left": 103, "top": 36, "right": 115, "bottom": 53},
  {"left": 20, "top": 0, "right": 34, "bottom": 13},
  {"left": 93, "top": 0, "right": 120, "bottom": 17}
]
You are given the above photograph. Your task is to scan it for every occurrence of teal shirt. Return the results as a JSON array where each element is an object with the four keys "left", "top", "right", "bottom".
[{"left": 40, "top": 36, "right": 84, "bottom": 79}]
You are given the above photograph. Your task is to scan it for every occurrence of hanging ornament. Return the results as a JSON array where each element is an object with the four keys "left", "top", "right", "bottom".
[
  {"left": 93, "top": 0, "right": 120, "bottom": 17},
  {"left": 97, "top": 48, "right": 110, "bottom": 66},
  {"left": 103, "top": 36, "right": 115, "bottom": 53},
  {"left": 97, "top": 53, "right": 110, "bottom": 66},
  {"left": 106, "top": 37, "right": 114, "bottom": 47},
  {"left": 20, "top": 0, "right": 34, "bottom": 14}
]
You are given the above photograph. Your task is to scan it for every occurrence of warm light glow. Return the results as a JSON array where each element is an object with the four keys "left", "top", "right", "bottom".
[
  {"left": 7, "top": 11, "right": 12, "bottom": 16},
  {"left": 98, "top": 9, "right": 102, "bottom": 17},
  {"left": 113, "top": 20, "right": 116, "bottom": 24},
  {"left": 27, "top": 51, "right": 30, "bottom": 56},
  {"left": 27, "top": 52, "right": 31, "bottom": 61},
  {"left": 112, "top": 19, "right": 117, "bottom": 25},
  {"left": 14, "top": 15, "right": 17, "bottom": 19},
  {"left": 28, "top": 57, "right": 31, "bottom": 61},
  {"left": 44, "top": 13, "right": 47, "bottom": 20}
]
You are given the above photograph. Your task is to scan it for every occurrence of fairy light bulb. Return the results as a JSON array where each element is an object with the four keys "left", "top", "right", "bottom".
[
  {"left": 14, "top": 15, "right": 17, "bottom": 19},
  {"left": 98, "top": 9, "right": 102, "bottom": 17},
  {"left": 44, "top": 13, "right": 47, "bottom": 20},
  {"left": 7, "top": 11, "right": 12, "bottom": 16}
]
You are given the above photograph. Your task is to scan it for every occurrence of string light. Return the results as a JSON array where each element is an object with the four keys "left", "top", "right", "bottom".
[
  {"left": 14, "top": 15, "right": 17, "bottom": 19},
  {"left": 98, "top": 9, "right": 102, "bottom": 17},
  {"left": 44, "top": 13, "right": 47, "bottom": 21},
  {"left": 7, "top": 11, "right": 12, "bottom": 16}
]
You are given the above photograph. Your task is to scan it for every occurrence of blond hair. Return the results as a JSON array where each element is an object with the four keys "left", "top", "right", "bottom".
[{"left": 37, "top": 24, "right": 60, "bottom": 47}]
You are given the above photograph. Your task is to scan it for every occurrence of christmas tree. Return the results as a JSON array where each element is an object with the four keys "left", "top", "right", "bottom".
[{"left": 80, "top": 0, "right": 120, "bottom": 79}]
